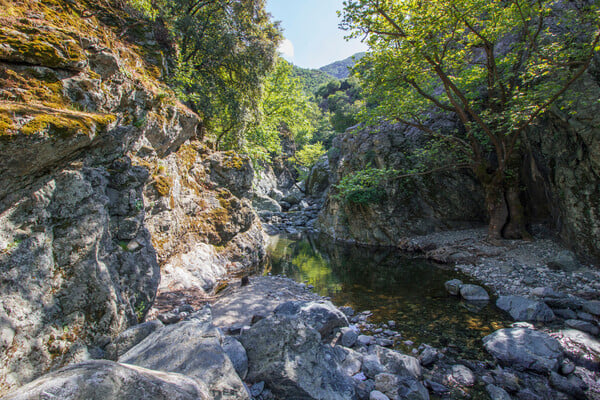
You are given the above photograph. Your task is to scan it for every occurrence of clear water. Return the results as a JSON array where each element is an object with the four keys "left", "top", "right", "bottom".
[{"left": 265, "top": 234, "right": 511, "bottom": 360}]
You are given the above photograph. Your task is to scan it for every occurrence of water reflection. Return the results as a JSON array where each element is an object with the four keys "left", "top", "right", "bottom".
[{"left": 265, "top": 234, "right": 510, "bottom": 360}]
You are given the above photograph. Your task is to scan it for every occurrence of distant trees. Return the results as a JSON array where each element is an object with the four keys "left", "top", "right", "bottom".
[
  {"left": 342, "top": 0, "right": 600, "bottom": 240},
  {"left": 245, "top": 59, "right": 317, "bottom": 165}
]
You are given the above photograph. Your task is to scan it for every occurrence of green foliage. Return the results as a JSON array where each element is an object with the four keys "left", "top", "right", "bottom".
[
  {"left": 151, "top": 0, "right": 281, "bottom": 148},
  {"left": 315, "top": 76, "right": 364, "bottom": 133},
  {"left": 290, "top": 142, "right": 327, "bottom": 169},
  {"left": 341, "top": 0, "right": 600, "bottom": 180},
  {"left": 334, "top": 167, "right": 398, "bottom": 205},
  {"left": 290, "top": 65, "right": 335, "bottom": 95},
  {"left": 244, "top": 58, "right": 317, "bottom": 165},
  {"left": 125, "top": 0, "right": 157, "bottom": 19}
]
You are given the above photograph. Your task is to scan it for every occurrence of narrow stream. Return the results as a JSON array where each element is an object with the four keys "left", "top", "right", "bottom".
[{"left": 265, "top": 234, "right": 511, "bottom": 360}]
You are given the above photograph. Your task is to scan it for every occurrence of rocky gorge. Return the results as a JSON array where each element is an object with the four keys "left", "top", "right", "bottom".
[{"left": 1, "top": 0, "right": 600, "bottom": 400}]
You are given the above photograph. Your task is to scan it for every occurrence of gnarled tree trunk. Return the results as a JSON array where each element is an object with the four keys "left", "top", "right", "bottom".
[{"left": 479, "top": 168, "right": 529, "bottom": 241}]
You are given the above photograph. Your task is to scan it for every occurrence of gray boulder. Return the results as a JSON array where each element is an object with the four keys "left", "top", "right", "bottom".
[
  {"left": 547, "top": 251, "right": 581, "bottom": 272},
  {"left": 582, "top": 300, "right": 600, "bottom": 316},
  {"left": 565, "top": 319, "right": 600, "bottom": 336},
  {"left": 553, "top": 329, "right": 600, "bottom": 370},
  {"left": 306, "top": 156, "right": 331, "bottom": 197},
  {"left": 105, "top": 320, "right": 164, "bottom": 360},
  {"left": 239, "top": 314, "right": 357, "bottom": 400},
  {"left": 549, "top": 371, "right": 587, "bottom": 399},
  {"left": 483, "top": 328, "right": 563, "bottom": 373},
  {"left": 450, "top": 364, "right": 475, "bottom": 386},
  {"left": 222, "top": 336, "right": 248, "bottom": 380},
  {"left": 1, "top": 360, "right": 209, "bottom": 400},
  {"left": 459, "top": 284, "right": 489, "bottom": 302},
  {"left": 374, "top": 373, "right": 429, "bottom": 400},
  {"left": 369, "top": 390, "right": 390, "bottom": 400},
  {"left": 369, "top": 345, "right": 422, "bottom": 380},
  {"left": 486, "top": 384, "right": 511, "bottom": 400},
  {"left": 274, "top": 300, "right": 349, "bottom": 340},
  {"left": 444, "top": 279, "right": 463, "bottom": 296},
  {"left": 252, "top": 193, "right": 282, "bottom": 213},
  {"left": 119, "top": 319, "right": 249, "bottom": 400},
  {"left": 341, "top": 327, "right": 359, "bottom": 347},
  {"left": 496, "top": 296, "right": 555, "bottom": 322}
]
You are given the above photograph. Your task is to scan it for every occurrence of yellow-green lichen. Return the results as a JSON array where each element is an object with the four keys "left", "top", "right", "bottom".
[
  {"left": 222, "top": 150, "right": 245, "bottom": 170},
  {"left": 0, "top": 103, "right": 116, "bottom": 139},
  {"left": 153, "top": 175, "right": 173, "bottom": 197},
  {"left": 0, "top": 25, "right": 85, "bottom": 69}
]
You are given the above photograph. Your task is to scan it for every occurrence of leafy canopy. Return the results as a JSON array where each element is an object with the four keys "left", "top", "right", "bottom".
[{"left": 342, "top": 0, "right": 600, "bottom": 176}]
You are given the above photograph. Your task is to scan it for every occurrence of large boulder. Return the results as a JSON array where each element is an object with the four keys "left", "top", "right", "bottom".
[
  {"left": 105, "top": 320, "right": 164, "bottom": 360},
  {"left": 119, "top": 317, "right": 249, "bottom": 400},
  {"left": 239, "top": 314, "right": 357, "bottom": 400},
  {"left": 317, "top": 121, "right": 486, "bottom": 245},
  {"left": 483, "top": 328, "right": 563, "bottom": 373},
  {"left": 252, "top": 193, "right": 282, "bottom": 213},
  {"left": 273, "top": 300, "right": 349, "bottom": 340},
  {"left": 552, "top": 329, "right": 600, "bottom": 370},
  {"left": 1, "top": 360, "right": 210, "bottom": 400},
  {"left": 496, "top": 296, "right": 555, "bottom": 322}
]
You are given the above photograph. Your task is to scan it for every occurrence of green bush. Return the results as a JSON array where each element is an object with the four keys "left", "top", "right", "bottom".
[{"left": 334, "top": 167, "right": 398, "bottom": 205}]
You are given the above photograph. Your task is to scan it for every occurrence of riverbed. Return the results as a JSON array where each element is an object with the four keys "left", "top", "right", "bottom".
[{"left": 265, "top": 234, "right": 511, "bottom": 360}]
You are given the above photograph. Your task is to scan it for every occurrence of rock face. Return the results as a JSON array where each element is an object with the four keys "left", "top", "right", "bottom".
[
  {"left": 317, "top": 121, "right": 486, "bottom": 245},
  {"left": 119, "top": 316, "right": 249, "bottom": 400},
  {"left": 240, "top": 314, "right": 357, "bottom": 400},
  {"left": 1, "top": 360, "right": 210, "bottom": 400},
  {"left": 523, "top": 58, "right": 600, "bottom": 259},
  {"left": 0, "top": 3, "right": 265, "bottom": 393},
  {"left": 483, "top": 328, "right": 563, "bottom": 373}
]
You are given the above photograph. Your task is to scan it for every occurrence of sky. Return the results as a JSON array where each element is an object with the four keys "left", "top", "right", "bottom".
[{"left": 266, "top": 0, "right": 369, "bottom": 70}]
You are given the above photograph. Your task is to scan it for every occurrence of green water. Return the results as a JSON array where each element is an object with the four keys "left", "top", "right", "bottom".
[{"left": 265, "top": 234, "right": 511, "bottom": 360}]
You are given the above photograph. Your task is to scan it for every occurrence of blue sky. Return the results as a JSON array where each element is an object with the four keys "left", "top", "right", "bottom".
[{"left": 266, "top": 0, "right": 369, "bottom": 70}]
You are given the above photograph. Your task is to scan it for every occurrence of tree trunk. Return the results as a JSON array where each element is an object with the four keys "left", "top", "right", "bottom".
[
  {"left": 503, "top": 182, "right": 531, "bottom": 240},
  {"left": 482, "top": 176, "right": 529, "bottom": 241},
  {"left": 483, "top": 180, "right": 509, "bottom": 241}
]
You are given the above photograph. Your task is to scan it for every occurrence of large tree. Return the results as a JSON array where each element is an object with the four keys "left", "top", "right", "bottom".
[
  {"left": 341, "top": 0, "right": 600, "bottom": 239},
  {"left": 160, "top": 0, "right": 281, "bottom": 148}
]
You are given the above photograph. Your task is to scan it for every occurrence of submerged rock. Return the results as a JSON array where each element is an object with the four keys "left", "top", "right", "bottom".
[
  {"left": 1, "top": 360, "right": 210, "bottom": 400},
  {"left": 444, "top": 279, "right": 463, "bottom": 296},
  {"left": 483, "top": 328, "right": 563, "bottom": 373},
  {"left": 459, "top": 284, "right": 489, "bottom": 302}
]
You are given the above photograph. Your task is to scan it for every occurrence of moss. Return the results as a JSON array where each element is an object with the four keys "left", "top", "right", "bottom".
[
  {"left": 0, "top": 25, "right": 85, "bottom": 68},
  {"left": 0, "top": 103, "right": 115, "bottom": 138},
  {"left": 223, "top": 150, "right": 245, "bottom": 170},
  {"left": 153, "top": 175, "right": 173, "bottom": 197}
]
